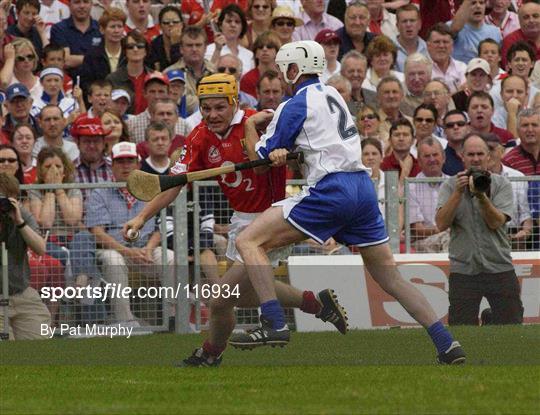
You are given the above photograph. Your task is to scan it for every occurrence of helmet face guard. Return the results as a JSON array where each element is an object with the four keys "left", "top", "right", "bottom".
[
  {"left": 275, "top": 41, "right": 327, "bottom": 84},
  {"left": 197, "top": 73, "right": 238, "bottom": 105}
]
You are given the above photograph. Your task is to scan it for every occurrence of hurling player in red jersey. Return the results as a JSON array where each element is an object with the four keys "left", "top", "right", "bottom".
[{"left": 123, "top": 74, "right": 348, "bottom": 367}]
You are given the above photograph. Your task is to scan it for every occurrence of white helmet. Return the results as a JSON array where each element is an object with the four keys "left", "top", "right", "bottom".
[{"left": 275, "top": 40, "right": 327, "bottom": 85}]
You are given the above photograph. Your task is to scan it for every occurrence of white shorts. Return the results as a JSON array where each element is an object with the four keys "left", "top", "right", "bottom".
[{"left": 226, "top": 211, "right": 291, "bottom": 265}]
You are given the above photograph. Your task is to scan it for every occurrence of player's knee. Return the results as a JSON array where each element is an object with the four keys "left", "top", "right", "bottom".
[{"left": 234, "top": 232, "right": 252, "bottom": 254}]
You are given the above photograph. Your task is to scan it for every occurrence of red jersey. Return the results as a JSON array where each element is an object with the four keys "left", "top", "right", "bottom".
[{"left": 170, "top": 109, "right": 286, "bottom": 213}]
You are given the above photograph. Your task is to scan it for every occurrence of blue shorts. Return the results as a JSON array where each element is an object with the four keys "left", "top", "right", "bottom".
[{"left": 276, "top": 171, "right": 388, "bottom": 247}]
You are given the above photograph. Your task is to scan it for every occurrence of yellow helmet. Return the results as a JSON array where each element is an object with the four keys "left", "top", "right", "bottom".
[{"left": 197, "top": 73, "right": 238, "bottom": 105}]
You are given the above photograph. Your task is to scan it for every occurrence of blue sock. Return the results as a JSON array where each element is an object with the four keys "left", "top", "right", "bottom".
[
  {"left": 260, "top": 299, "right": 286, "bottom": 329},
  {"left": 427, "top": 321, "right": 454, "bottom": 354}
]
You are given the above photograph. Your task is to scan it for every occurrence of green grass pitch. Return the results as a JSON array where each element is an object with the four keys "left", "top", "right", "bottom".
[{"left": 1, "top": 325, "right": 539, "bottom": 414}]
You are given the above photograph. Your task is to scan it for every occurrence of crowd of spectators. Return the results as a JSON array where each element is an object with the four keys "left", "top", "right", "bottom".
[{"left": 0, "top": 0, "right": 539, "bottom": 336}]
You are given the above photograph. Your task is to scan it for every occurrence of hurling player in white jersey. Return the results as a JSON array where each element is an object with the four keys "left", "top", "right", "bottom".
[{"left": 230, "top": 40, "right": 466, "bottom": 365}]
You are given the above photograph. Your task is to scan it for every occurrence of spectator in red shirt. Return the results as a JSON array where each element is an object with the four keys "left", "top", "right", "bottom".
[
  {"left": 381, "top": 118, "right": 421, "bottom": 180},
  {"left": 419, "top": 0, "right": 462, "bottom": 39},
  {"left": 124, "top": 0, "right": 160, "bottom": 43},
  {"left": 240, "top": 30, "right": 280, "bottom": 99},
  {"left": 501, "top": 1, "right": 540, "bottom": 67},
  {"left": 502, "top": 108, "right": 540, "bottom": 176},
  {"left": 467, "top": 91, "right": 515, "bottom": 147}
]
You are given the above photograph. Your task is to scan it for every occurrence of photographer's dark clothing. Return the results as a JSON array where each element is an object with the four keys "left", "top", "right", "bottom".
[
  {"left": 437, "top": 174, "right": 514, "bottom": 275},
  {"left": 448, "top": 271, "right": 523, "bottom": 325},
  {"left": 437, "top": 173, "right": 523, "bottom": 325},
  {"left": 0, "top": 208, "right": 39, "bottom": 295}
]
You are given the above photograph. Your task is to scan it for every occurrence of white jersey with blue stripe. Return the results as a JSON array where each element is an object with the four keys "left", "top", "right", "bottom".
[{"left": 255, "top": 78, "right": 368, "bottom": 186}]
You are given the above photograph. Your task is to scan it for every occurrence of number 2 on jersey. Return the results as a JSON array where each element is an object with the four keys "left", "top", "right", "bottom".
[{"left": 326, "top": 95, "right": 358, "bottom": 141}]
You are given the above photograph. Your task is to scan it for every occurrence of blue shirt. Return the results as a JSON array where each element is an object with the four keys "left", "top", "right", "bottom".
[
  {"left": 395, "top": 37, "right": 428, "bottom": 73},
  {"left": 85, "top": 187, "right": 156, "bottom": 248},
  {"left": 50, "top": 17, "right": 102, "bottom": 57},
  {"left": 451, "top": 23, "right": 501, "bottom": 64},
  {"left": 442, "top": 146, "right": 464, "bottom": 176}
]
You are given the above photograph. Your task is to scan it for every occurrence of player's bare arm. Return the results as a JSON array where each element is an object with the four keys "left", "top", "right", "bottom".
[{"left": 245, "top": 110, "right": 275, "bottom": 173}]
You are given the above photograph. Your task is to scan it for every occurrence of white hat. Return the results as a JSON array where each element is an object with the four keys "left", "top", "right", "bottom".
[
  {"left": 111, "top": 89, "right": 132, "bottom": 103},
  {"left": 111, "top": 142, "right": 138, "bottom": 160},
  {"left": 466, "top": 58, "right": 490, "bottom": 76}
]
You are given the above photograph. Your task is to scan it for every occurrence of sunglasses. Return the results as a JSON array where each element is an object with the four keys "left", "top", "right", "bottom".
[
  {"left": 274, "top": 20, "right": 294, "bottom": 27},
  {"left": 16, "top": 54, "right": 35, "bottom": 62},
  {"left": 444, "top": 121, "right": 467, "bottom": 128},
  {"left": 253, "top": 4, "right": 270, "bottom": 9},
  {"left": 217, "top": 66, "right": 238, "bottom": 74},
  {"left": 125, "top": 43, "right": 146, "bottom": 50},
  {"left": 259, "top": 43, "right": 278, "bottom": 50},
  {"left": 0, "top": 157, "right": 18, "bottom": 164},
  {"left": 415, "top": 117, "right": 435, "bottom": 124},
  {"left": 161, "top": 19, "right": 181, "bottom": 26},
  {"left": 360, "top": 114, "right": 378, "bottom": 121}
]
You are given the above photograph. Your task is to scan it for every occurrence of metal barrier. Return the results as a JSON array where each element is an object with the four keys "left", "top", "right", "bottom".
[
  {"left": 403, "top": 175, "right": 540, "bottom": 254},
  {"left": 7, "top": 173, "right": 535, "bottom": 337}
]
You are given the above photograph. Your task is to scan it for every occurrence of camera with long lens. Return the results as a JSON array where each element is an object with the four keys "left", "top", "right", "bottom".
[
  {"left": 0, "top": 197, "right": 14, "bottom": 216},
  {"left": 467, "top": 168, "right": 491, "bottom": 193}
]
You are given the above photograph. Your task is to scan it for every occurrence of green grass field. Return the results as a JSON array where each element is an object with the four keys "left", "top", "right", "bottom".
[{"left": 1, "top": 325, "right": 539, "bottom": 414}]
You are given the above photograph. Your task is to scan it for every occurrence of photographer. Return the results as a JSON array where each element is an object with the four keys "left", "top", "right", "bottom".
[
  {"left": 0, "top": 173, "right": 50, "bottom": 339},
  {"left": 435, "top": 133, "right": 524, "bottom": 326}
]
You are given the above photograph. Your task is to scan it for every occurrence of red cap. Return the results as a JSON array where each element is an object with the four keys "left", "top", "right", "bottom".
[
  {"left": 70, "top": 114, "right": 110, "bottom": 139},
  {"left": 315, "top": 29, "right": 340, "bottom": 45},
  {"left": 144, "top": 71, "right": 170, "bottom": 87}
]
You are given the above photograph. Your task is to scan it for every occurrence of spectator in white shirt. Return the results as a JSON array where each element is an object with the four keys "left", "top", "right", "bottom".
[
  {"left": 293, "top": 0, "right": 343, "bottom": 41},
  {"left": 40, "top": 0, "right": 70, "bottom": 38},
  {"left": 426, "top": 23, "right": 466, "bottom": 94}
]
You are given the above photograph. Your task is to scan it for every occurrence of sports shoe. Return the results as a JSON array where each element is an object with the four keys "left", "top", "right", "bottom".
[
  {"left": 481, "top": 308, "right": 493, "bottom": 326},
  {"left": 315, "top": 289, "right": 349, "bottom": 334},
  {"left": 177, "top": 348, "right": 222, "bottom": 367},
  {"left": 437, "top": 341, "right": 466, "bottom": 365},
  {"left": 229, "top": 316, "right": 290, "bottom": 350}
]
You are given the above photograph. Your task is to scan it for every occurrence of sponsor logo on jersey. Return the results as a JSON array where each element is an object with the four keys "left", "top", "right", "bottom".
[
  {"left": 208, "top": 145, "right": 222, "bottom": 163},
  {"left": 170, "top": 162, "right": 187, "bottom": 175}
]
